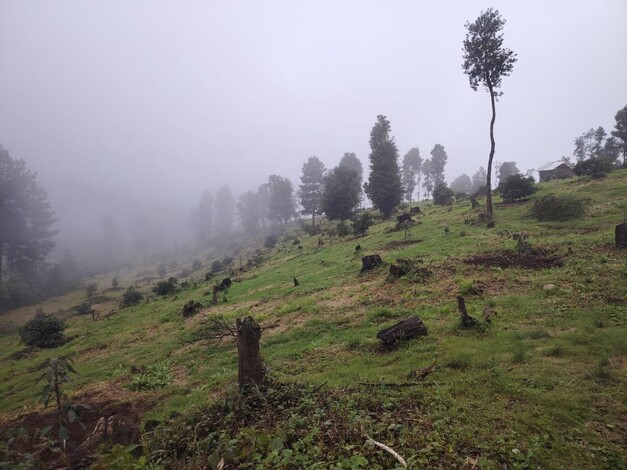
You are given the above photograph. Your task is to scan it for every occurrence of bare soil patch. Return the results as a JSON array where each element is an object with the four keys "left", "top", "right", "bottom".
[
  {"left": 0, "top": 391, "right": 155, "bottom": 468},
  {"left": 465, "top": 250, "right": 564, "bottom": 269},
  {"left": 380, "top": 239, "right": 423, "bottom": 250}
]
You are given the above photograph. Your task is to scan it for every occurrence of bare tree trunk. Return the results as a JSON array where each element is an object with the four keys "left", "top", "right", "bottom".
[
  {"left": 486, "top": 82, "right": 497, "bottom": 228},
  {"left": 236, "top": 316, "right": 264, "bottom": 386}
]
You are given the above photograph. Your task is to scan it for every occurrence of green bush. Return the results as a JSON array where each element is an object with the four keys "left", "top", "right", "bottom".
[
  {"left": 433, "top": 183, "right": 455, "bottom": 206},
  {"left": 19, "top": 311, "right": 66, "bottom": 348},
  {"left": 531, "top": 194, "right": 588, "bottom": 221},
  {"left": 352, "top": 212, "right": 374, "bottom": 237},
  {"left": 337, "top": 220, "right": 351, "bottom": 238},
  {"left": 500, "top": 174, "right": 535, "bottom": 202},
  {"left": 152, "top": 277, "right": 178, "bottom": 297},
  {"left": 121, "top": 286, "right": 144, "bottom": 307}
]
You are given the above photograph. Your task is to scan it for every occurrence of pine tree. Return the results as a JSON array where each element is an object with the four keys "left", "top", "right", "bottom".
[
  {"left": 321, "top": 166, "right": 361, "bottom": 221},
  {"left": 364, "top": 115, "right": 403, "bottom": 218},
  {"left": 298, "top": 156, "right": 326, "bottom": 225}
]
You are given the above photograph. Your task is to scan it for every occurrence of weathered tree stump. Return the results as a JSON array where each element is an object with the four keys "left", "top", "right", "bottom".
[
  {"left": 361, "top": 254, "right": 382, "bottom": 272},
  {"left": 457, "top": 296, "right": 479, "bottom": 328},
  {"left": 236, "top": 316, "right": 264, "bottom": 386},
  {"left": 377, "top": 316, "right": 428, "bottom": 347},
  {"left": 218, "top": 278, "right": 232, "bottom": 291},
  {"left": 182, "top": 300, "right": 202, "bottom": 317},
  {"left": 293, "top": 277, "right": 299, "bottom": 286},
  {"left": 615, "top": 223, "right": 627, "bottom": 248},
  {"left": 410, "top": 206, "right": 422, "bottom": 215}
]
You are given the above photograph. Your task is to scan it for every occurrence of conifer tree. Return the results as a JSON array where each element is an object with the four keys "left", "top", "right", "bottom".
[
  {"left": 364, "top": 115, "right": 403, "bottom": 218},
  {"left": 298, "top": 156, "right": 326, "bottom": 225}
]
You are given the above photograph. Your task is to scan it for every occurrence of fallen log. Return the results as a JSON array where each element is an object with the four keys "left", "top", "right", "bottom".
[{"left": 377, "top": 316, "right": 428, "bottom": 346}]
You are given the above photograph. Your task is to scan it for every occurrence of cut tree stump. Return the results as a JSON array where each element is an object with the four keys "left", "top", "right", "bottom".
[
  {"left": 361, "top": 254, "right": 382, "bottom": 272},
  {"left": 457, "top": 296, "right": 479, "bottom": 328},
  {"left": 236, "top": 316, "right": 264, "bottom": 386},
  {"left": 616, "top": 223, "right": 627, "bottom": 248},
  {"left": 377, "top": 316, "right": 428, "bottom": 347},
  {"left": 182, "top": 300, "right": 202, "bottom": 317}
]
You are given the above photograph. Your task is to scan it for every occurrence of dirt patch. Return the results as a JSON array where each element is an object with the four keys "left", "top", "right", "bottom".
[
  {"left": 0, "top": 377, "right": 159, "bottom": 468},
  {"left": 465, "top": 250, "right": 564, "bottom": 269},
  {"left": 380, "top": 239, "right": 423, "bottom": 250}
]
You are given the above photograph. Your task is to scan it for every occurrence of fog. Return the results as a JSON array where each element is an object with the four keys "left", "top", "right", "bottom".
[{"left": 1, "top": 1, "right": 626, "bottom": 269}]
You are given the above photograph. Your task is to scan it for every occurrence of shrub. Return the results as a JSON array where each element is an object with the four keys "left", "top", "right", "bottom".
[
  {"left": 121, "top": 286, "right": 144, "bottom": 307},
  {"left": 75, "top": 301, "right": 93, "bottom": 315},
  {"left": 191, "top": 259, "right": 202, "bottom": 271},
  {"left": 19, "top": 311, "right": 66, "bottom": 348},
  {"left": 337, "top": 221, "right": 351, "bottom": 238},
  {"left": 574, "top": 157, "right": 614, "bottom": 179},
  {"left": 531, "top": 194, "right": 588, "bottom": 221},
  {"left": 352, "top": 212, "right": 374, "bottom": 237},
  {"left": 500, "top": 174, "right": 535, "bottom": 202},
  {"left": 111, "top": 277, "right": 119, "bottom": 290},
  {"left": 432, "top": 183, "right": 454, "bottom": 206},
  {"left": 152, "top": 277, "right": 179, "bottom": 296},
  {"left": 264, "top": 233, "right": 279, "bottom": 248}
]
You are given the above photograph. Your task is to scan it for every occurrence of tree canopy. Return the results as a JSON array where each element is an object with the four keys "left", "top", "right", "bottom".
[
  {"left": 266, "top": 175, "right": 296, "bottom": 224},
  {"left": 321, "top": 166, "right": 361, "bottom": 221},
  {"left": 364, "top": 116, "right": 403, "bottom": 218},
  {"left": 611, "top": 104, "right": 627, "bottom": 166},
  {"left": 462, "top": 8, "right": 517, "bottom": 224}
]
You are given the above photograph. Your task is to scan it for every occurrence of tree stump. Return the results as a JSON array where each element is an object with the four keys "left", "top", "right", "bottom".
[
  {"left": 236, "top": 316, "right": 264, "bottom": 386},
  {"left": 293, "top": 277, "right": 299, "bottom": 286},
  {"left": 218, "top": 278, "right": 232, "bottom": 291},
  {"left": 616, "top": 223, "right": 627, "bottom": 248},
  {"left": 377, "top": 316, "right": 428, "bottom": 347},
  {"left": 457, "top": 296, "right": 479, "bottom": 328},
  {"left": 182, "top": 300, "right": 201, "bottom": 317},
  {"left": 361, "top": 254, "right": 382, "bottom": 272}
]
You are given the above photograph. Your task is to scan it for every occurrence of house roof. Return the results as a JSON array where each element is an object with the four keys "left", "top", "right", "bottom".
[{"left": 537, "top": 161, "right": 573, "bottom": 171}]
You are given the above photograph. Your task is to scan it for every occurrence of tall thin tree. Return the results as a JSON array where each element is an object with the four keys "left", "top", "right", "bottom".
[
  {"left": 298, "top": 156, "right": 326, "bottom": 225},
  {"left": 462, "top": 8, "right": 517, "bottom": 226}
]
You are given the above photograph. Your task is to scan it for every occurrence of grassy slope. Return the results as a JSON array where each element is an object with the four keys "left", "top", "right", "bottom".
[{"left": 0, "top": 171, "right": 626, "bottom": 468}]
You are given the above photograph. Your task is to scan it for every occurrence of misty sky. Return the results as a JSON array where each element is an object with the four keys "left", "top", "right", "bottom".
[{"left": 1, "top": 1, "right": 626, "bottom": 245}]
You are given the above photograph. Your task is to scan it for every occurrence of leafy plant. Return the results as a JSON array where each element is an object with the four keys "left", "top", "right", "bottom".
[
  {"left": 36, "top": 356, "right": 89, "bottom": 442},
  {"left": 128, "top": 361, "right": 172, "bottom": 391},
  {"left": 498, "top": 230, "right": 533, "bottom": 255},
  {"left": 19, "top": 312, "right": 66, "bottom": 348}
]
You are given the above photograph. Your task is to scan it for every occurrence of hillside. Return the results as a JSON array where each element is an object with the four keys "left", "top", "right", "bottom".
[{"left": 1, "top": 171, "right": 626, "bottom": 469}]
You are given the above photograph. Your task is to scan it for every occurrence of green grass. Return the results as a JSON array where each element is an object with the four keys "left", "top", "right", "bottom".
[{"left": 1, "top": 170, "right": 626, "bottom": 468}]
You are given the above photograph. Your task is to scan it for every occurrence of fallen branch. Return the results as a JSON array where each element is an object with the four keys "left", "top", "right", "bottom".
[
  {"left": 408, "top": 359, "right": 437, "bottom": 380},
  {"left": 365, "top": 435, "right": 407, "bottom": 468}
]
